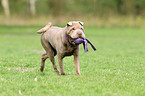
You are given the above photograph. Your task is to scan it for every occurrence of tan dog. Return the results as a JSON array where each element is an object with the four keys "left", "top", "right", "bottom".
[{"left": 37, "top": 21, "right": 85, "bottom": 75}]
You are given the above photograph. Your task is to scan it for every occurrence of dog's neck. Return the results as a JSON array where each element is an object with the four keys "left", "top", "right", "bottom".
[{"left": 64, "top": 35, "right": 69, "bottom": 42}]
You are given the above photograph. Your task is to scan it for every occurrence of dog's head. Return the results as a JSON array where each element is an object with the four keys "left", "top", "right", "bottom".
[{"left": 65, "top": 21, "right": 85, "bottom": 39}]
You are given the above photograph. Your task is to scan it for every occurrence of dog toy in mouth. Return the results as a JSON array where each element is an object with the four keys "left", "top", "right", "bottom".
[
  {"left": 73, "top": 38, "right": 84, "bottom": 44},
  {"left": 73, "top": 38, "right": 96, "bottom": 53}
]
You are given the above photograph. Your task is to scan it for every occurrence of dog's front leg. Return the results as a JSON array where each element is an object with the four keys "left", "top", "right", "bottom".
[
  {"left": 74, "top": 55, "right": 80, "bottom": 75},
  {"left": 57, "top": 55, "right": 65, "bottom": 75},
  {"left": 74, "top": 47, "right": 80, "bottom": 75}
]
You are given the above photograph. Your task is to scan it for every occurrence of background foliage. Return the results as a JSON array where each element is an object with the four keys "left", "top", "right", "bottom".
[
  {"left": 1, "top": 0, "right": 145, "bottom": 16},
  {"left": 0, "top": 0, "right": 145, "bottom": 26}
]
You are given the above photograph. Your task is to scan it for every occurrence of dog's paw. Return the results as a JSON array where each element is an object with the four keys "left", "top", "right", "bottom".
[
  {"left": 61, "top": 72, "right": 65, "bottom": 75},
  {"left": 76, "top": 72, "right": 81, "bottom": 76},
  {"left": 55, "top": 71, "right": 60, "bottom": 75},
  {"left": 40, "top": 67, "right": 44, "bottom": 72}
]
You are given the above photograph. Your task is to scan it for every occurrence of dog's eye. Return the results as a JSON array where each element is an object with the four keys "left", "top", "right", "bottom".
[
  {"left": 81, "top": 28, "right": 84, "bottom": 31},
  {"left": 72, "top": 28, "right": 75, "bottom": 30}
]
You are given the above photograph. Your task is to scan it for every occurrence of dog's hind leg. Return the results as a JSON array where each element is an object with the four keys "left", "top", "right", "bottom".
[
  {"left": 40, "top": 52, "right": 48, "bottom": 72},
  {"left": 41, "top": 39, "right": 60, "bottom": 74},
  {"left": 49, "top": 54, "right": 60, "bottom": 75},
  {"left": 40, "top": 52, "right": 60, "bottom": 75}
]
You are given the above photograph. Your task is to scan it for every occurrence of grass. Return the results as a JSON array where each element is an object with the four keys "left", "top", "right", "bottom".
[{"left": 0, "top": 26, "right": 145, "bottom": 96}]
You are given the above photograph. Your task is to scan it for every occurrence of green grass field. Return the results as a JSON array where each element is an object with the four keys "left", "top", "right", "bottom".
[{"left": 0, "top": 26, "right": 144, "bottom": 96}]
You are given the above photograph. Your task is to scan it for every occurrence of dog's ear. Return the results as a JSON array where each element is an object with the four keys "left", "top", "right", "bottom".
[
  {"left": 67, "top": 22, "right": 73, "bottom": 27},
  {"left": 79, "top": 21, "right": 84, "bottom": 26}
]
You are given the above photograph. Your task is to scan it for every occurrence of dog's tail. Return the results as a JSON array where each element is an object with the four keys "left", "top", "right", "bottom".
[{"left": 37, "top": 22, "right": 52, "bottom": 34}]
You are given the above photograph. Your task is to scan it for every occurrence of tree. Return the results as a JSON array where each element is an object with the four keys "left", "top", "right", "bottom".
[
  {"left": 29, "top": 0, "right": 36, "bottom": 16},
  {"left": 1, "top": 0, "right": 10, "bottom": 17}
]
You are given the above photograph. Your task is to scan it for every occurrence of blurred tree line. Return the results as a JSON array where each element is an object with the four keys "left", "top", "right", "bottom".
[{"left": 0, "top": 0, "right": 145, "bottom": 17}]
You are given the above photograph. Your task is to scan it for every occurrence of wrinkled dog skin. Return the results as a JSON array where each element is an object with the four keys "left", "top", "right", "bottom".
[{"left": 37, "top": 21, "right": 85, "bottom": 75}]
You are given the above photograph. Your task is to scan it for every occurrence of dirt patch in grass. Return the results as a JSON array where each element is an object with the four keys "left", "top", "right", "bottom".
[{"left": 4, "top": 67, "right": 36, "bottom": 73}]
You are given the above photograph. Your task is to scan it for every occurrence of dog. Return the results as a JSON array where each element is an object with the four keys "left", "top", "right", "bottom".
[{"left": 37, "top": 21, "right": 85, "bottom": 75}]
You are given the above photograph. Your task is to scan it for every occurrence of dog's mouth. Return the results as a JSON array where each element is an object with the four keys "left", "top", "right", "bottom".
[
  {"left": 70, "top": 36, "right": 85, "bottom": 45},
  {"left": 65, "top": 34, "right": 96, "bottom": 53},
  {"left": 65, "top": 34, "right": 85, "bottom": 45},
  {"left": 72, "top": 37, "right": 84, "bottom": 39},
  {"left": 73, "top": 38, "right": 85, "bottom": 45}
]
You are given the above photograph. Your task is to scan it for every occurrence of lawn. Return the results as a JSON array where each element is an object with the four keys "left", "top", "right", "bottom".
[{"left": 0, "top": 26, "right": 144, "bottom": 96}]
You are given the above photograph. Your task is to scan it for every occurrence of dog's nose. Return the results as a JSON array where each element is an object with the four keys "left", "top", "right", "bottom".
[{"left": 77, "top": 31, "right": 82, "bottom": 35}]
